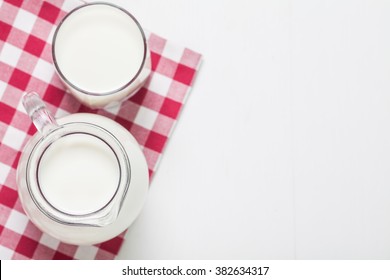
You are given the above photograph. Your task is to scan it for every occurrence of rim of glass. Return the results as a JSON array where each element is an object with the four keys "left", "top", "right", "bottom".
[
  {"left": 52, "top": 2, "right": 148, "bottom": 96},
  {"left": 26, "top": 122, "right": 131, "bottom": 226}
]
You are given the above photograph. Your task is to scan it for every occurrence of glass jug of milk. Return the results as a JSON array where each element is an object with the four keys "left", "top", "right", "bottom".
[{"left": 17, "top": 92, "right": 149, "bottom": 245}]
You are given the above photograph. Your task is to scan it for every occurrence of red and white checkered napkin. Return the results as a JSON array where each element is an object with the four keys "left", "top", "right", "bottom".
[{"left": 0, "top": 0, "right": 201, "bottom": 259}]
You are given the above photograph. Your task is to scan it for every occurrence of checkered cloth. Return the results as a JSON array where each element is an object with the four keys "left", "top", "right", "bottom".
[{"left": 0, "top": 0, "right": 201, "bottom": 259}]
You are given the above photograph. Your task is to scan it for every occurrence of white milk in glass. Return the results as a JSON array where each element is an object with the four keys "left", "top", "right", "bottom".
[
  {"left": 38, "top": 134, "right": 120, "bottom": 215},
  {"left": 53, "top": 3, "right": 151, "bottom": 108}
]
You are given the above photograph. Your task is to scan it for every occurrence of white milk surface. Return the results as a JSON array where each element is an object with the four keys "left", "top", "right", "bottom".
[
  {"left": 38, "top": 133, "right": 120, "bottom": 215},
  {"left": 54, "top": 4, "right": 145, "bottom": 94}
]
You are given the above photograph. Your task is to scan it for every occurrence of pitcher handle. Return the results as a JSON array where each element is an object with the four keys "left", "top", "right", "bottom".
[{"left": 22, "top": 92, "right": 59, "bottom": 135}]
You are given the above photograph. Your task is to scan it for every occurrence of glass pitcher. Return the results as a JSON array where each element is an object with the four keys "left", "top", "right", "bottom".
[{"left": 16, "top": 92, "right": 149, "bottom": 245}]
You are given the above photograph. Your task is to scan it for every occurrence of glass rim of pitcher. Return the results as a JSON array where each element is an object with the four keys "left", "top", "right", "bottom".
[
  {"left": 26, "top": 121, "right": 131, "bottom": 226},
  {"left": 51, "top": 2, "right": 148, "bottom": 97}
]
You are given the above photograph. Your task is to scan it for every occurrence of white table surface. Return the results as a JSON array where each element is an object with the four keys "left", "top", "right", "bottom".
[{"left": 97, "top": 0, "right": 390, "bottom": 259}]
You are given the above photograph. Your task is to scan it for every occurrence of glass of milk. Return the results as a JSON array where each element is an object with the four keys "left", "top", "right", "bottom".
[
  {"left": 52, "top": 3, "right": 151, "bottom": 108},
  {"left": 17, "top": 92, "right": 149, "bottom": 245}
]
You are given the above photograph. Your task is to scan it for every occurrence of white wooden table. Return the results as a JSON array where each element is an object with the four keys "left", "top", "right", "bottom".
[{"left": 99, "top": 0, "right": 390, "bottom": 259}]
